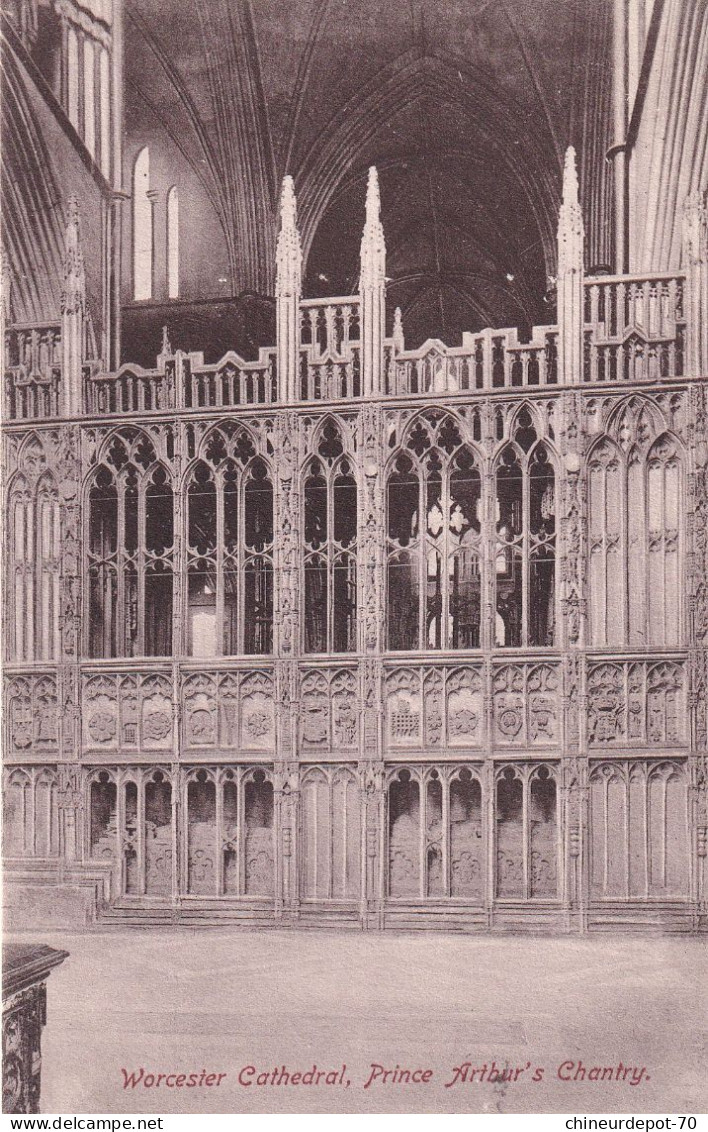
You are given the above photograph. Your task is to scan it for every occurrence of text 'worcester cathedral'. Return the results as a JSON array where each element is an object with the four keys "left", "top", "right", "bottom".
[{"left": 2, "top": 0, "right": 708, "bottom": 932}]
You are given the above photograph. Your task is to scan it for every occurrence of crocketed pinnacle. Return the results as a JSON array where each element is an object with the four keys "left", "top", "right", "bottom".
[
  {"left": 276, "top": 175, "right": 302, "bottom": 298},
  {"left": 558, "top": 146, "right": 583, "bottom": 274},
  {"left": 360, "top": 166, "right": 386, "bottom": 287}
]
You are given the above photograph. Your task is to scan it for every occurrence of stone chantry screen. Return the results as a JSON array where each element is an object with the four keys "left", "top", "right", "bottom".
[{"left": 2, "top": 159, "right": 707, "bottom": 934}]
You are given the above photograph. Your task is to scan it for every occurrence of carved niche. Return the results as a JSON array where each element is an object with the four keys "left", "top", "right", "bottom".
[
  {"left": 300, "top": 669, "right": 358, "bottom": 751},
  {"left": 587, "top": 661, "right": 685, "bottom": 746},
  {"left": 83, "top": 673, "right": 173, "bottom": 751},
  {"left": 5, "top": 676, "right": 58, "bottom": 754},
  {"left": 182, "top": 670, "right": 275, "bottom": 751},
  {"left": 493, "top": 664, "right": 560, "bottom": 746}
]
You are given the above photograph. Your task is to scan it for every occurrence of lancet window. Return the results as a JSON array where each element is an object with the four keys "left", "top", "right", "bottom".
[
  {"left": 133, "top": 146, "right": 152, "bottom": 300},
  {"left": 588, "top": 408, "right": 682, "bottom": 647},
  {"left": 386, "top": 413, "right": 482, "bottom": 651},
  {"left": 186, "top": 427, "right": 273, "bottom": 656},
  {"left": 495, "top": 764, "right": 558, "bottom": 898},
  {"left": 495, "top": 409, "right": 556, "bottom": 647},
  {"left": 7, "top": 472, "right": 61, "bottom": 662},
  {"left": 387, "top": 767, "right": 484, "bottom": 899},
  {"left": 303, "top": 421, "right": 357, "bottom": 654},
  {"left": 87, "top": 431, "right": 174, "bottom": 658}
]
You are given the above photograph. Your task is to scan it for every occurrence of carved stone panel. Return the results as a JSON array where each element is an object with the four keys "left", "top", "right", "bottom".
[
  {"left": 493, "top": 664, "right": 560, "bottom": 746},
  {"left": 300, "top": 669, "right": 358, "bottom": 751},
  {"left": 82, "top": 673, "right": 174, "bottom": 752},
  {"left": 182, "top": 670, "right": 275, "bottom": 752},
  {"left": 587, "top": 661, "right": 685, "bottom": 746},
  {"left": 385, "top": 669, "right": 422, "bottom": 748},
  {"left": 5, "top": 676, "right": 58, "bottom": 755}
]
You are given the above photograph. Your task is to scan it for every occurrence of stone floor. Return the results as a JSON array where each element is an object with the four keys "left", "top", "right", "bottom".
[{"left": 7, "top": 928, "right": 707, "bottom": 1114}]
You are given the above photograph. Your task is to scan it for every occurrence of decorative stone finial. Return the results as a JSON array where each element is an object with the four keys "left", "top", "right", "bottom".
[
  {"left": 161, "top": 325, "right": 172, "bottom": 356},
  {"left": 276, "top": 175, "right": 302, "bottom": 299},
  {"left": 280, "top": 174, "right": 297, "bottom": 230},
  {"left": 360, "top": 166, "right": 386, "bottom": 288},
  {"left": 562, "top": 146, "right": 580, "bottom": 206},
  {"left": 392, "top": 306, "right": 404, "bottom": 351},
  {"left": 365, "top": 166, "right": 381, "bottom": 226},
  {"left": 558, "top": 146, "right": 584, "bottom": 275}
]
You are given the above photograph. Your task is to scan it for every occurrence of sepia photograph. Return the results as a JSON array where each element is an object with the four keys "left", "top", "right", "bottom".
[{"left": 1, "top": 0, "right": 707, "bottom": 1118}]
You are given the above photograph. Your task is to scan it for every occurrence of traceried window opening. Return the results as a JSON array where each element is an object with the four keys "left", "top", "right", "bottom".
[
  {"left": 495, "top": 411, "right": 556, "bottom": 647},
  {"left": 303, "top": 428, "right": 357, "bottom": 654},
  {"left": 186, "top": 434, "right": 273, "bottom": 657},
  {"left": 132, "top": 146, "right": 152, "bottom": 300},
  {"left": 166, "top": 186, "right": 179, "bottom": 298},
  {"left": 7, "top": 474, "right": 61, "bottom": 662},
  {"left": 87, "top": 434, "right": 174, "bottom": 658},
  {"left": 589, "top": 430, "right": 682, "bottom": 647},
  {"left": 387, "top": 414, "right": 481, "bottom": 651}
]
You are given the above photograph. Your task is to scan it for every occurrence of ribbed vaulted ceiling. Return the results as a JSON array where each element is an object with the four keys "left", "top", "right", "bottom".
[{"left": 125, "top": 0, "right": 614, "bottom": 345}]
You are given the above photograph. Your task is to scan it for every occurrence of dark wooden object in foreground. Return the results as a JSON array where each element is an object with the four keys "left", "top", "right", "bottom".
[{"left": 3, "top": 945, "right": 68, "bottom": 1113}]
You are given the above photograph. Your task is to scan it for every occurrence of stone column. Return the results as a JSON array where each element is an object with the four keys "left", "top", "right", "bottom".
[
  {"left": 60, "top": 198, "right": 85, "bottom": 416},
  {"left": 358, "top": 402, "right": 385, "bottom": 926},
  {"left": 359, "top": 167, "right": 386, "bottom": 398},
  {"left": 273, "top": 409, "right": 301, "bottom": 918},
  {"left": 560, "top": 390, "right": 588, "bottom": 931},
  {"left": 688, "top": 382, "right": 708, "bottom": 925},
  {"left": 275, "top": 177, "right": 302, "bottom": 404},
  {"left": 683, "top": 191, "right": 708, "bottom": 381},
  {"left": 557, "top": 147, "right": 585, "bottom": 385}
]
